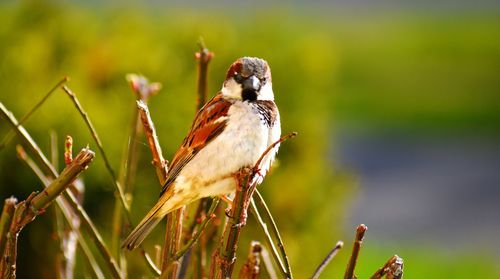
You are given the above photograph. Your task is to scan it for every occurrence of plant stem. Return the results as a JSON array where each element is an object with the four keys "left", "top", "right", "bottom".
[
  {"left": 370, "top": 255, "right": 403, "bottom": 279},
  {"left": 238, "top": 241, "right": 262, "bottom": 279},
  {"left": 344, "top": 224, "right": 367, "bottom": 279},
  {"left": 17, "top": 145, "right": 104, "bottom": 279},
  {"left": 1, "top": 103, "right": 122, "bottom": 278},
  {"left": 61, "top": 86, "right": 132, "bottom": 222},
  {"left": 174, "top": 198, "right": 220, "bottom": 260},
  {"left": 0, "top": 77, "right": 68, "bottom": 150},
  {"left": 311, "top": 241, "right": 344, "bottom": 279},
  {"left": 0, "top": 197, "right": 17, "bottom": 257},
  {"left": 0, "top": 148, "right": 95, "bottom": 278}
]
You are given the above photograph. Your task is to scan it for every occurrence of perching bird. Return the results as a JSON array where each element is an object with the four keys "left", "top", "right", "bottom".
[{"left": 123, "top": 57, "right": 281, "bottom": 250}]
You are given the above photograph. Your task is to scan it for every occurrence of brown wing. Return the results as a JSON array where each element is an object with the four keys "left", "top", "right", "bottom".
[{"left": 160, "top": 94, "right": 231, "bottom": 195}]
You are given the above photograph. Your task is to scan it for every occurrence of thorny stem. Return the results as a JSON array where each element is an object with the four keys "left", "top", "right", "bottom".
[
  {"left": 0, "top": 148, "right": 95, "bottom": 279},
  {"left": 0, "top": 77, "right": 68, "bottom": 150},
  {"left": 311, "top": 241, "right": 344, "bottom": 279},
  {"left": 344, "top": 224, "right": 367, "bottom": 279},
  {"left": 0, "top": 103, "right": 121, "bottom": 278}
]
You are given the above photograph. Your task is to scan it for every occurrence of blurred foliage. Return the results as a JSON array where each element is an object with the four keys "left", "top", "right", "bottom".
[{"left": 0, "top": 1, "right": 499, "bottom": 278}]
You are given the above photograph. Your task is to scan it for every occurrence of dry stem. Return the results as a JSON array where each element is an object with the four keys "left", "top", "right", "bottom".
[
  {"left": 238, "top": 241, "right": 262, "bottom": 279},
  {"left": 1, "top": 103, "right": 121, "bottom": 278},
  {"left": 312, "top": 241, "right": 344, "bottom": 279},
  {"left": 370, "top": 255, "right": 404, "bottom": 279},
  {"left": 0, "top": 148, "right": 95, "bottom": 278},
  {"left": 0, "top": 77, "right": 68, "bottom": 150},
  {"left": 344, "top": 224, "right": 367, "bottom": 279}
]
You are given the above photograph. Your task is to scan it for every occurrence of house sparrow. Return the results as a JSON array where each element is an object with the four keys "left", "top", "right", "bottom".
[{"left": 123, "top": 57, "right": 281, "bottom": 250}]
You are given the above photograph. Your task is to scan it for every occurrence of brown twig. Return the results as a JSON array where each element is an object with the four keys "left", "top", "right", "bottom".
[
  {"left": 0, "top": 198, "right": 17, "bottom": 258},
  {"left": 370, "top": 255, "right": 404, "bottom": 279},
  {"left": 212, "top": 133, "right": 296, "bottom": 278},
  {"left": 0, "top": 148, "right": 95, "bottom": 278},
  {"left": 0, "top": 77, "right": 68, "bottom": 150},
  {"left": 239, "top": 241, "right": 262, "bottom": 279},
  {"left": 55, "top": 134, "right": 84, "bottom": 279},
  {"left": 195, "top": 38, "right": 214, "bottom": 110},
  {"left": 174, "top": 198, "right": 220, "bottom": 260},
  {"left": 61, "top": 86, "right": 132, "bottom": 221},
  {"left": 1, "top": 103, "right": 121, "bottom": 278},
  {"left": 111, "top": 74, "right": 162, "bottom": 277},
  {"left": 136, "top": 100, "right": 169, "bottom": 185},
  {"left": 17, "top": 145, "right": 104, "bottom": 279},
  {"left": 344, "top": 224, "right": 367, "bottom": 279},
  {"left": 312, "top": 241, "right": 344, "bottom": 279}
]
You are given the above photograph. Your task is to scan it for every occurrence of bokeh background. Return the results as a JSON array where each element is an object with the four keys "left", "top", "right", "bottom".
[{"left": 1, "top": 0, "right": 500, "bottom": 278}]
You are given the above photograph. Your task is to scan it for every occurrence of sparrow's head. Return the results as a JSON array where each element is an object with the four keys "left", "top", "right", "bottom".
[{"left": 222, "top": 57, "right": 273, "bottom": 101}]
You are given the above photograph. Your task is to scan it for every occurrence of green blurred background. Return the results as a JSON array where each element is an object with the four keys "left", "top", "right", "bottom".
[{"left": 1, "top": 0, "right": 499, "bottom": 278}]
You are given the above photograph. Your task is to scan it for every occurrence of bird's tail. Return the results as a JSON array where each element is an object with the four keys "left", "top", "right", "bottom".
[{"left": 122, "top": 188, "right": 177, "bottom": 250}]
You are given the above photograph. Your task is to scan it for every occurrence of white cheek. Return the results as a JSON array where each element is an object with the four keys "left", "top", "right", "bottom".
[
  {"left": 221, "top": 79, "right": 242, "bottom": 100},
  {"left": 257, "top": 82, "right": 274, "bottom": 101}
]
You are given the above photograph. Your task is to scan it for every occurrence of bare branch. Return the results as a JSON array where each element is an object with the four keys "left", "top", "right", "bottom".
[
  {"left": 370, "top": 255, "right": 404, "bottom": 279},
  {"left": 239, "top": 241, "right": 262, "bottom": 279},
  {"left": 0, "top": 77, "right": 68, "bottom": 150},
  {"left": 312, "top": 241, "right": 344, "bottom": 279},
  {"left": 344, "top": 224, "right": 367, "bottom": 279},
  {"left": 136, "top": 100, "right": 169, "bottom": 185},
  {"left": 1, "top": 103, "right": 121, "bottom": 278},
  {"left": 0, "top": 148, "right": 95, "bottom": 278}
]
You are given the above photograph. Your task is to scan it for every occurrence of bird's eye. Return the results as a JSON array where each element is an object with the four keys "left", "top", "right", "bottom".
[
  {"left": 234, "top": 73, "right": 243, "bottom": 83},
  {"left": 260, "top": 77, "right": 267, "bottom": 84}
]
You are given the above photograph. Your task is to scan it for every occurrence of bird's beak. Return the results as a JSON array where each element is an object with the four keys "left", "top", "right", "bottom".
[{"left": 242, "top": 75, "right": 261, "bottom": 92}]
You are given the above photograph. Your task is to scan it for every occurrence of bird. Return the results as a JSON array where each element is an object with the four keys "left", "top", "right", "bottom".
[{"left": 123, "top": 57, "right": 281, "bottom": 250}]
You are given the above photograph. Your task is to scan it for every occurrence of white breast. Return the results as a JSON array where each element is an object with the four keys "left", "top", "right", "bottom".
[{"left": 174, "top": 100, "right": 280, "bottom": 199}]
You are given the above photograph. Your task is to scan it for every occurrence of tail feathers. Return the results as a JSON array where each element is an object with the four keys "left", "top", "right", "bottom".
[
  {"left": 122, "top": 212, "right": 162, "bottom": 250},
  {"left": 122, "top": 188, "right": 177, "bottom": 250}
]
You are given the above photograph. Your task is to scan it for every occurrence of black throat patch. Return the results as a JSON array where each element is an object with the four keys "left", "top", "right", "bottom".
[{"left": 242, "top": 89, "right": 258, "bottom": 102}]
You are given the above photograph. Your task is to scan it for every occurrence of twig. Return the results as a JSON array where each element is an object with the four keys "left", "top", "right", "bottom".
[
  {"left": 311, "top": 241, "right": 344, "bottom": 279},
  {"left": 238, "top": 241, "right": 262, "bottom": 279},
  {"left": 260, "top": 245, "right": 278, "bottom": 279},
  {"left": 1, "top": 103, "right": 122, "bottom": 278},
  {"left": 344, "top": 224, "right": 367, "bottom": 279},
  {"left": 0, "top": 198, "right": 17, "bottom": 257},
  {"left": 61, "top": 86, "right": 132, "bottom": 221},
  {"left": 0, "top": 148, "right": 95, "bottom": 278},
  {"left": 0, "top": 77, "right": 68, "bottom": 150},
  {"left": 174, "top": 198, "right": 220, "bottom": 260},
  {"left": 54, "top": 132, "right": 85, "bottom": 278},
  {"left": 136, "top": 100, "right": 169, "bottom": 185},
  {"left": 370, "top": 255, "right": 404, "bottom": 279},
  {"left": 249, "top": 197, "right": 287, "bottom": 277},
  {"left": 111, "top": 74, "right": 162, "bottom": 276},
  {"left": 195, "top": 38, "right": 214, "bottom": 110},
  {"left": 161, "top": 206, "right": 185, "bottom": 279},
  {"left": 213, "top": 168, "right": 253, "bottom": 278},
  {"left": 178, "top": 42, "right": 215, "bottom": 278},
  {"left": 211, "top": 133, "right": 297, "bottom": 278},
  {"left": 17, "top": 145, "right": 104, "bottom": 279}
]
